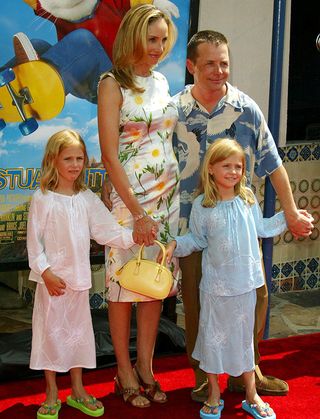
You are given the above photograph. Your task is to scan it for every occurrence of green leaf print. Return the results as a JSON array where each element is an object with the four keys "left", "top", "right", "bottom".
[
  {"left": 119, "top": 143, "right": 139, "bottom": 165},
  {"left": 131, "top": 108, "right": 153, "bottom": 142},
  {"left": 142, "top": 164, "right": 164, "bottom": 180},
  {"left": 134, "top": 171, "right": 147, "bottom": 196}
]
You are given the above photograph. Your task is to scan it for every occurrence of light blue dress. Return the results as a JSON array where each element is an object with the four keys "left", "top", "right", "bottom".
[{"left": 174, "top": 192, "right": 287, "bottom": 376}]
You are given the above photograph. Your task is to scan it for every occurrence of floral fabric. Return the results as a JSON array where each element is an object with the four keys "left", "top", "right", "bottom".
[{"left": 106, "top": 71, "right": 180, "bottom": 302}]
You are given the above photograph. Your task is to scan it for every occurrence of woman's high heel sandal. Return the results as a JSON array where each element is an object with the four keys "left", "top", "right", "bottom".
[
  {"left": 114, "top": 376, "right": 151, "bottom": 408},
  {"left": 133, "top": 366, "right": 168, "bottom": 403}
]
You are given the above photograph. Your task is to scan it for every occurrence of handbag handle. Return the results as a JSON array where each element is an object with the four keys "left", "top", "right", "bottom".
[{"left": 137, "top": 240, "right": 166, "bottom": 267}]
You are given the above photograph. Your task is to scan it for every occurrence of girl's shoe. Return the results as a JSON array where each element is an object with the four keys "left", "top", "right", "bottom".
[
  {"left": 114, "top": 375, "right": 150, "bottom": 408},
  {"left": 66, "top": 395, "right": 104, "bottom": 417},
  {"left": 133, "top": 365, "right": 167, "bottom": 403},
  {"left": 37, "top": 399, "right": 61, "bottom": 419},
  {"left": 200, "top": 400, "right": 224, "bottom": 419},
  {"left": 242, "top": 400, "right": 276, "bottom": 419}
]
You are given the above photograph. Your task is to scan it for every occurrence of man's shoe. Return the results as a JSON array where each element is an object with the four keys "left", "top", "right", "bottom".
[
  {"left": 191, "top": 379, "right": 209, "bottom": 403},
  {"left": 13, "top": 32, "right": 38, "bottom": 64},
  {"left": 255, "top": 374, "right": 289, "bottom": 395},
  {"left": 228, "top": 368, "right": 289, "bottom": 396}
]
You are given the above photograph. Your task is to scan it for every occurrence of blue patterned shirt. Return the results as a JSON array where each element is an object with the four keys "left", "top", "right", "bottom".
[{"left": 173, "top": 83, "right": 282, "bottom": 234}]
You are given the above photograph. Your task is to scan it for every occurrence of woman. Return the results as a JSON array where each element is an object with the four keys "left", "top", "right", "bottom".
[{"left": 97, "top": 4, "right": 179, "bottom": 408}]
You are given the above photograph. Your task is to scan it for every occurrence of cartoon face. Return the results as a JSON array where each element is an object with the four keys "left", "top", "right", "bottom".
[{"left": 38, "top": 0, "right": 98, "bottom": 21}]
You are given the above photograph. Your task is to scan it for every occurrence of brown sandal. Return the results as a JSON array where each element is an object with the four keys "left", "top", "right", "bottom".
[
  {"left": 133, "top": 366, "right": 167, "bottom": 403},
  {"left": 114, "top": 376, "right": 150, "bottom": 408}
]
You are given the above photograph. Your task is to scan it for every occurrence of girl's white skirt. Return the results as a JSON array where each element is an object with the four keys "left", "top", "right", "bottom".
[
  {"left": 192, "top": 289, "right": 256, "bottom": 377},
  {"left": 30, "top": 284, "right": 96, "bottom": 372}
]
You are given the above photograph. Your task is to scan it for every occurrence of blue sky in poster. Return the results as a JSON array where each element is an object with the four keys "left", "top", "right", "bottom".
[{"left": 0, "top": 0, "right": 190, "bottom": 185}]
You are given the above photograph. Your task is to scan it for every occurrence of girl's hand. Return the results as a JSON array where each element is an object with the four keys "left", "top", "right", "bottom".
[
  {"left": 133, "top": 215, "right": 159, "bottom": 246},
  {"left": 101, "top": 177, "right": 113, "bottom": 211},
  {"left": 165, "top": 240, "right": 177, "bottom": 264},
  {"left": 42, "top": 269, "right": 66, "bottom": 297}
]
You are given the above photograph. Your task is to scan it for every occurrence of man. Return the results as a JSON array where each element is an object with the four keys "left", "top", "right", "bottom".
[{"left": 173, "top": 30, "right": 314, "bottom": 402}]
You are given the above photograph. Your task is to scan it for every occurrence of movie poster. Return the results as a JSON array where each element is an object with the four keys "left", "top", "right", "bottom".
[{"left": 0, "top": 0, "right": 191, "bottom": 266}]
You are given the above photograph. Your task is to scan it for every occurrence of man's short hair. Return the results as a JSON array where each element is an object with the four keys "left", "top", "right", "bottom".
[{"left": 187, "top": 30, "right": 228, "bottom": 62}]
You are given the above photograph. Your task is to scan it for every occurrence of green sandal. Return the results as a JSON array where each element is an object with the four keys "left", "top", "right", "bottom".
[
  {"left": 37, "top": 399, "right": 61, "bottom": 419},
  {"left": 66, "top": 395, "right": 104, "bottom": 417}
]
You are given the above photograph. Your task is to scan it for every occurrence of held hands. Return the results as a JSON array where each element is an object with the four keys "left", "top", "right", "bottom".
[
  {"left": 157, "top": 240, "right": 176, "bottom": 265},
  {"left": 287, "top": 209, "right": 314, "bottom": 239},
  {"left": 42, "top": 268, "right": 66, "bottom": 297},
  {"left": 133, "top": 215, "right": 159, "bottom": 246}
]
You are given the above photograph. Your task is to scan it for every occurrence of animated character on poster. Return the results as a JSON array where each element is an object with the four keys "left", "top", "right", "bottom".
[{"left": 0, "top": 0, "right": 180, "bottom": 134}]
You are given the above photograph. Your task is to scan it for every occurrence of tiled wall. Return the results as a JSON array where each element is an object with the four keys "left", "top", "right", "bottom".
[{"left": 252, "top": 142, "right": 320, "bottom": 294}]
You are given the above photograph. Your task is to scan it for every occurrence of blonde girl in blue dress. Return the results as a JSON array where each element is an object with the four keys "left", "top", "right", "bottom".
[
  {"left": 166, "top": 139, "right": 286, "bottom": 419},
  {"left": 97, "top": 5, "right": 179, "bottom": 408}
]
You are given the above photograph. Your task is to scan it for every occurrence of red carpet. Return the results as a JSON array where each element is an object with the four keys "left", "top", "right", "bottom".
[{"left": 0, "top": 333, "right": 319, "bottom": 418}]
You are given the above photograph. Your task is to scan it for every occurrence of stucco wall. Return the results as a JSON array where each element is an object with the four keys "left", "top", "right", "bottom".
[{"left": 198, "top": 0, "right": 291, "bottom": 146}]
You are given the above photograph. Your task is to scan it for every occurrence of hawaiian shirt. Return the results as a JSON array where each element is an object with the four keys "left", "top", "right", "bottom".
[{"left": 172, "top": 82, "right": 283, "bottom": 234}]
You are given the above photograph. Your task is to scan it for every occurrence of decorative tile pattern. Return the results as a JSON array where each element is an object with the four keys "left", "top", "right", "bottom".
[
  {"left": 252, "top": 142, "right": 320, "bottom": 294},
  {"left": 90, "top": 292, "right": 104, "bottom": 309},
  {"left": 308, "top": 258, "right": 319, "bottom": 273},
  {"left": 270, "top": 280, "right": 279, "bottom": 293},
  {"left": 306, "top": 274, "right": 318, "bottom": 289},
  {"left": 282, "top": 262, "right": 294, "bottom": 277},
  {"left": 294, "top": 261, "right": 306, "bottom": 275},
  {"left": 272, "top": 264, "right": 280, "bottom": 279},
  {"left": 300, "top": 145, "right": 311, "bottom": 160},
  {"left": 313, "top": 144, "right": 320, "bottom": 160},
  {"left": 287, "top": 147, "right": 299, "bottom": 162},
  {"left": 279, "top": 143, "right": 320, "bottom": 163},
  {"left": 271, "top": 257, "right": 320, "bottom": 293}
]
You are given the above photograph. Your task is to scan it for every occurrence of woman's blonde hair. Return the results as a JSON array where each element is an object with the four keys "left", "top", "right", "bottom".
[
  {"left": 101, "top": 4, "right": 176, "bottom": 93},
  {"left": 199, "top": 138, "right": 255, "bottom": 207},
  {"left": 40, "top": 129, "right": 88, "bottom": 193}
]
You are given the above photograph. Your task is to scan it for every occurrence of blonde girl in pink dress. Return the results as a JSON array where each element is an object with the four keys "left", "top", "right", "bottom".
[{"left": 27, "top": 129, "right": 135, "bottom": 419}]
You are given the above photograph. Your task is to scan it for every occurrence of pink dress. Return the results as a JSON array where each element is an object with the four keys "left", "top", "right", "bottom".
[{"left": 27, "top": 189, "right": 134, "bottom": 371}]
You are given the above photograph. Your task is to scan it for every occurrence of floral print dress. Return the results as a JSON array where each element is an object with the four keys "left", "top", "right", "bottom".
[{"left": 105, "top": 71, "right": 180, "bottom": 302}]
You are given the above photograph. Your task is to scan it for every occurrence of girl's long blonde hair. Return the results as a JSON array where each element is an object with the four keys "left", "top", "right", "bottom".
[
  {"left": 199, "top": 138, "right": 255, "bottom": 207},
  {"left": 40, "top": 129, "right": 88, "bottom": 193},
  {"left": 100, "top": 4, "right": 176, "bottom": 93}
]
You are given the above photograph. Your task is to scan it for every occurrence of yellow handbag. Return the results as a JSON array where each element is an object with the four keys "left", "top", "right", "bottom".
[{"left": 118, "top": 240, "right": 173, "bottom": 299}]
